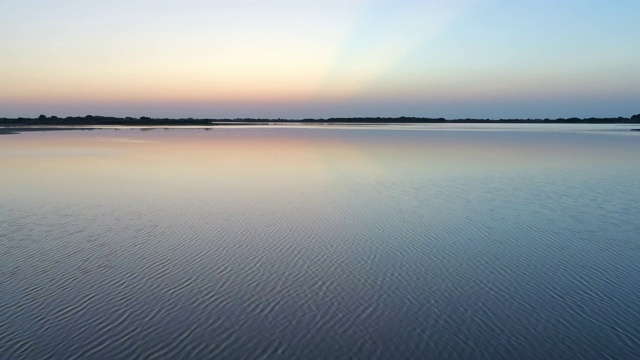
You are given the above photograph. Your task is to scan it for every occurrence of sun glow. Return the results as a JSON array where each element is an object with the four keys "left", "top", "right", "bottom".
[{"left": 1, "top": 0, "right": 639, "bottom": 118}]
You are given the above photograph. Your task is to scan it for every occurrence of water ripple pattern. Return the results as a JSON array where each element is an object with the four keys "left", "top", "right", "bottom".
[{"left": 1, "top": 125, "right": 640, "bottom": 359}]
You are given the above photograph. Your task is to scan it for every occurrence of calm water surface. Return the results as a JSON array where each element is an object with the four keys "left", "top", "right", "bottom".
[{"left": 1, "top": 124, "right": 640, "bottom": 359}]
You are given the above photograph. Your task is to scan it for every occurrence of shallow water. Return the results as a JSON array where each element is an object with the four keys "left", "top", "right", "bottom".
[{"left": 1, "top": 124, "right": 640, "bottom": 359}]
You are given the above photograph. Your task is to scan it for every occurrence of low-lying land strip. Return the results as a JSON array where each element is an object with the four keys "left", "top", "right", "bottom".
[{"left": 2, "top": 114, "right": 639, "bottom": 129}]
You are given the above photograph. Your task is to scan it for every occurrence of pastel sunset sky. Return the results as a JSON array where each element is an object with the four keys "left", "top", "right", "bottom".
[{"left": 1, "top": 0, "right": 639, "bottom": 119}]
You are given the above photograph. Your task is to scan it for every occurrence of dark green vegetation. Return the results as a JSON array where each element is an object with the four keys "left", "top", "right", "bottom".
[{"left": 1, "top": 114, "right": 639, "bottom": 127}]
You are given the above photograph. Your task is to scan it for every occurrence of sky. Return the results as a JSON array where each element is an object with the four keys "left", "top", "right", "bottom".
[{"left": 1, "top": 0, "right": 639, "bottom": 119}]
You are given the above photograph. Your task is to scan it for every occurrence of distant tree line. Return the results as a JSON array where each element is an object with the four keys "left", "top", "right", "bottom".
[{"left": 1, "top": 114, "right": 639, "bottom": 126}]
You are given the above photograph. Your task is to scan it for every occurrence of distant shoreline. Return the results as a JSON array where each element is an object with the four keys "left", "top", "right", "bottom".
[{"left": 1, "top": 115, "right": 639, "bottom": 128}]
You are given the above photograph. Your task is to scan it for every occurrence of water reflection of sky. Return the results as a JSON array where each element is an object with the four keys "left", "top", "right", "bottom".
[
  {"left": 2, "top": 125, "right": 640, "bottom": 359},
  {"left": 1, "top": 125, "right": 638, "bottom": 195}
]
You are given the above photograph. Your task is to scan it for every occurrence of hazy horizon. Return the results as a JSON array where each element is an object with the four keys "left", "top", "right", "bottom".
[{"left": 2, "top": 1, "right": 639, "bottom": 119}]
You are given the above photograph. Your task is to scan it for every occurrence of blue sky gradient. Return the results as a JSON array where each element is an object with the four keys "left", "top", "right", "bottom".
[{"left": 1, "top": 0, "right": 638, "bottom": 118}]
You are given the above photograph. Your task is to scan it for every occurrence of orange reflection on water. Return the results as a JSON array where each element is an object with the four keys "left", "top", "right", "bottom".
[
  {"left": 2, "top": 125, "right": 637, "bottom": 206},
  {"left": 0, "top": 128, "right": 385, "bottom": 206}
]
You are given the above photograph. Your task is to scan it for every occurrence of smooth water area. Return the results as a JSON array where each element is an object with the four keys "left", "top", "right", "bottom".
[{"left": 1, "top": 124, "right": 640, "bottom": 359}]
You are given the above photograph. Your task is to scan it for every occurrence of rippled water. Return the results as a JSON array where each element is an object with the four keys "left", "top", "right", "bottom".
[{"left": 1, "top": 124, "right": 640, "bottom": 359}]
